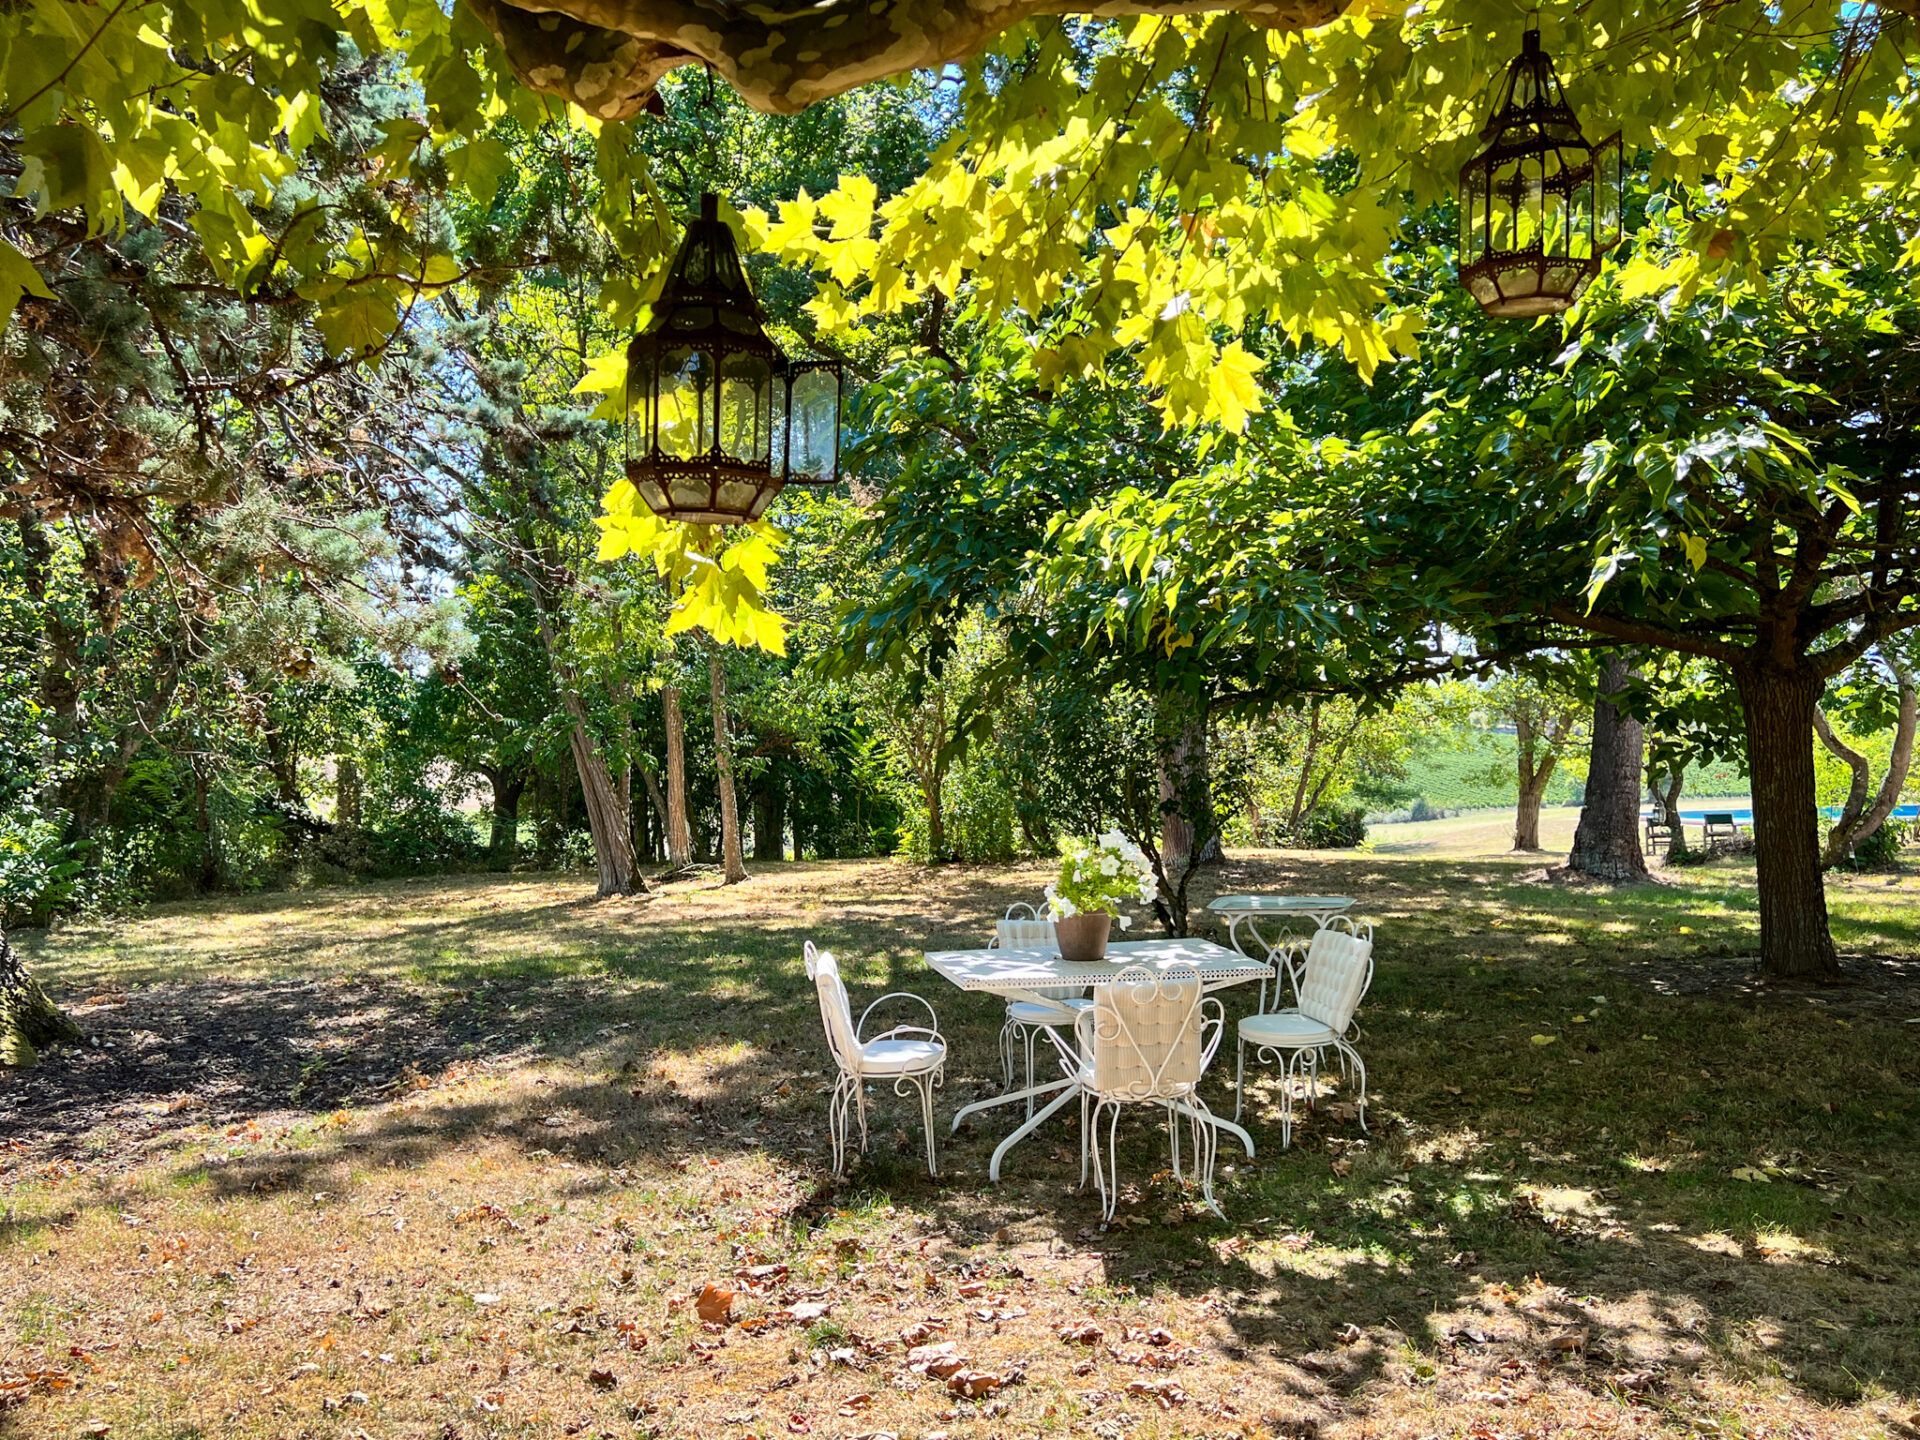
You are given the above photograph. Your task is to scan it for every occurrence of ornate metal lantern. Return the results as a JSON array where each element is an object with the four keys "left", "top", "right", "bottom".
[
  {"left": 1458, "top": 23, "right": 1623, "bottom": 318},
  {"left": 625, "top": 192, "right": 842, "bottom": 525}
]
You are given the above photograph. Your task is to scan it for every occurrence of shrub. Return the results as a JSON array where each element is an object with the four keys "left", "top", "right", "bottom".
[
  {"left": 0, "top": 807, "right": 88, "bottom": 925},
  {"left": 1838, "top": 817, "right": 1907, "bottom": 872},
  {"left": 1300, "top": 804, "right": 1367, "bottom": 849},
  {"left": 1409, "top": 796, "right": 1437, "bottom": 822}
]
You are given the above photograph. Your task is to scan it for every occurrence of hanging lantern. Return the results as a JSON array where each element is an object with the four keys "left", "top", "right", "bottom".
[
  {"left": 625, "top": 192, "right": 842, "bottom": 525},
  {"left": 1458, "top": 23, "right": 1623, "bottom": 318}
]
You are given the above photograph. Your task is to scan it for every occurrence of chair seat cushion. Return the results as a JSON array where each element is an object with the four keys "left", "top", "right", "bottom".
[
  {"left": 1005, "top": 997, "right": 1091, "bottom": 1025},
  {"left": 859, "top": 1037, "right": 946, "bottom": 1074},
  {"left": 1238, "top": 1010, "right": 1338, "bottom": 1048}
]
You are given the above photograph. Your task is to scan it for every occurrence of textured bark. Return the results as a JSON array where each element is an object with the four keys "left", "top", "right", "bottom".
[
  {"left": 468, "top": 0, "right": 1345, "bottom": 121},
  {"left": 1566, "top": 655, "right": 1649, "bottom": 883},
  {"left": 639, "top": 766, "right": 669, "bottom": 862},
  {"left": 1512, "top": 712, "right": 1557, "bottom": 851},
  {"left": 335, "top": 754, "right": 363, "bottom": 830},
  {"left": 1514, "top": 784, "right": 1546, "bottom": 852},
  {"left": 662, "top": 684, "right": 694, "bottom": 869},
  {"left": 561, "top": 691, "right": 643, "bottom": 898},
  {"left": 1, "top": 926, "right": 81, "bottom": 1067},
  {"left": 1649, "top": 762, "right": 1690, "bottom": 859},
  {"left": 753, "top": 782, "right": 786, "bottom": 862},
  {"left": 1735, "top": 665, "right": 1839, "bottom": 979},
  {"left": 709, "top": 650, "right": 748, "bottom": 885},
  {"left": 486, "top": 769, "right": 526, "bottom": 865},
  {"left": 1815, "top": 664, "right": 1916, "bottom": 868}
]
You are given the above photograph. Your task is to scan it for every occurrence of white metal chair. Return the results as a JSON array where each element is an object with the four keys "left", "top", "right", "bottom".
[
  {"left": 1073, "top": 965, "right": 1230, "bottom": 1222},
  {"left": 804, "top": 941, "right": 946, "bottom": 1177},
  {"left": 991, "top": 903, "right": 1090, "bottom": 1115},
  {"left": 1233, "top": 917, "right": 1374, "bottom": 1146}
]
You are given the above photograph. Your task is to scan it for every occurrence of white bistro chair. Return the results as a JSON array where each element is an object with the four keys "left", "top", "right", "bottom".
[
  {"left": 1233, "top": 917, "right": 1374, "bottom": 1146},
  {"left": 804, "top": 941, "right": 947, "bottom": 1177},
  {"left": 991, "top": 904, "right": 1090, "bottom": 1115},
  {"left": 1074, "top": 965, "right": 1231, "bottom": 1221}
]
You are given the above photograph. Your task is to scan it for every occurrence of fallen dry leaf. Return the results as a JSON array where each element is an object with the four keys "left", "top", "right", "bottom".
[
  {"left": 1126, "top": 1378, "right": 1188, "bottom": 1407},
  {"left": 835, "top": 1393, "right": 874, "bottom": 1416},
  {"left": 783, "top": 1301, "right": 832, "bottom": 1324},
  {"left": 945, "top": 1368, "right": 1004, "bottom": 1398},
  {"left": 696, "top": 1283, "right": 736, "bottom": 1325},
  {"left": 588, "top": 1367, "right": 617, "bottom": 1389},
  {"left": 1057, "top": 1320, "right": 1103, "bottom": 1345}
]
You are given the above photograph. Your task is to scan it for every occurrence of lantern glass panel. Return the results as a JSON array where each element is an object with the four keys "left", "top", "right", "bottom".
[
  {"left": 788, "top": 367, "right": 839, "bottom": 482},
  {"left": 670, "top": 476, "right": 713, "bottom": 510},
  {"left": 717, "top": 479, "right": 761, "bottom": 514},
  {"left": 658, "top": 348, "right": 712, "bottom": 458},
  {"left": 626, "top": 344, "right": 657, "bottom": 460},
  {"left": 1595, "top": 131, "right": 1623, "bottom": 250},
  {"left": 719, "top": 354, "right": 772, "bottom": 463}
]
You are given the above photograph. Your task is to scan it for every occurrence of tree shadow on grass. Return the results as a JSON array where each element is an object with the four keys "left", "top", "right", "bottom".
[{"left": 7, "top": 861, "right": 1919, "bottom": 1433}]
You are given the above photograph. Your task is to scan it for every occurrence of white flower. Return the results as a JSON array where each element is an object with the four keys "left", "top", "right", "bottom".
[
  {"left": 1052, "top": 895, "right": 1079, "bottom": 919},
  {"left": 1117, "top": 915, "right": 1132, "bottom": 931},
  {"left": 1099, "top": 855, "right": 1119, "bottom": 876}
]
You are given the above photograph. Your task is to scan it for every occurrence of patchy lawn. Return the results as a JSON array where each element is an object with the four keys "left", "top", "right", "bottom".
[{"left": 3, "top": 844, "right": 1919, "bottom": 1439}]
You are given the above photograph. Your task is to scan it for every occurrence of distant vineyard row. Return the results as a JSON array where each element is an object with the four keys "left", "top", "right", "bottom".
[{"left": 1390, "top": 731, "right": 1749, "bottom": 817}]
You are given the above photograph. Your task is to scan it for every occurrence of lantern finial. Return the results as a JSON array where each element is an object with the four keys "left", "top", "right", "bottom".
[{"left": 1457, "top": 25, "right": 1623, "bottom": 318}]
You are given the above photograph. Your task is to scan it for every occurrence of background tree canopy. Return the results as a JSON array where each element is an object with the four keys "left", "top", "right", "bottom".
[{"left": 2, "top": 0, "right": 1917, "bottom": 1010}]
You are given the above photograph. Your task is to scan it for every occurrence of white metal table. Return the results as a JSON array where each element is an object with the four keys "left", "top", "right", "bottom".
[
  {"left": 1207, "top": 895, "right": 1356, "bottom": 1006},
  {"left": 924, "top": 938, "right": 1270, "bottom": 1181}
]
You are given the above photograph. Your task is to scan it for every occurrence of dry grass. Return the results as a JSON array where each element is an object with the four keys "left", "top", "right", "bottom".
[{"left": 4, "top": 842, "right": 1920, "bottom": 1439}]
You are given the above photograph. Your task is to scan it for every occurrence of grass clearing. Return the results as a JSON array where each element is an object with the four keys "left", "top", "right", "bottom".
[{"left": 4, "top": 836, "right": 1919, "bottom": 1438}]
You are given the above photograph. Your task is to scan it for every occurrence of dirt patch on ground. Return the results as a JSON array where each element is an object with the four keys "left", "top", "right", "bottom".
[
  {"left": 1619, "top": 951, "right": 1920, "bottom": 1020},
  {"left": 0, "top": 975, "right": 531, "bottom": 1165}
]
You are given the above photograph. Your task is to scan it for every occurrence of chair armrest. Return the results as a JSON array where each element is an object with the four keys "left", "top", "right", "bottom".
[{"left": 857, "top": 992, "right": 941, "bottom": 1041}]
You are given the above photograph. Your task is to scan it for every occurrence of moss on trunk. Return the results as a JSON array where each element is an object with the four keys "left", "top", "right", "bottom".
[{"left": 1, "top": 926, "right": 81, "bottom": 1067}]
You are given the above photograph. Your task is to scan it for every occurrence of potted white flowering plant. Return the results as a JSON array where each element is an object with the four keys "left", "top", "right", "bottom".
[{"left": 1044, "top": 831, "right": 1159, "bottom": 961}]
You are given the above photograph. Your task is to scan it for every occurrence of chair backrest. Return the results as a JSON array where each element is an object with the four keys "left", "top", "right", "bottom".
[
  {"left": 993, "top": 914, "right": 1082, "bottom": 1003},
  {"left": 1083, "top": 966, "right": 1207, "bottom": 1100},
  {"left": 806, "top": 947, "right": 860, "bottom": 1074},
  {"left": 994, "top": 916, "right": 1059, "bottom": 951},
  {"left": 1296, "top": 918, "right": 1375, "bottom": 1035}
]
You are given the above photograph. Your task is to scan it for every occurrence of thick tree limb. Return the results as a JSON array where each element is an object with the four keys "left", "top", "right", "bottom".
[{"left": 465, "top": 0, "right": 1344, "bottom": 118}]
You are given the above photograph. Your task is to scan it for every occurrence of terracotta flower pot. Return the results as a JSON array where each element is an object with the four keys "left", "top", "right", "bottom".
[{"left": 1054, "top": 911, "right": 1113, "bottom": 962}]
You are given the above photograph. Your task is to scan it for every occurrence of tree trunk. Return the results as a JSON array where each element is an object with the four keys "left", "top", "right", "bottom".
[
  {"left": 1734, "top": 663, "right": 1839, "bottom": 979},
  {"left": 335, "top": 754, "right": 363, "bottom": 829},
  {"left": 1152, "top": 691, "right": 1214, "bottom": 936},
  {"left": 1815, "top": 664, "right": 1917, "bottom": 867},
  {"left": 1651, "top": 768, "right": 1697, "bottom": 856},
  {"left": 639, "top": 766, "right": 669, "bottom": 863},
  {"left": 1566, "top": 654, "right": 1650, "bottom": 882},
  {"left": 560, "top": 692, "right": 643, "bottom": 898},
  {"left": 487, "top": 770, "right": 525, "bottom": 866},
  {"left": 709, "top": 650, "right": 748, "bottom": 885},
  {"left": 1514, "top": 783, "right": 1547, "bottom": 851},
  {"left": 753, "top": 781, "right": 786, "bottom": 862},
  {"left": 924, "top": 768, "right": 947, "bottom": 861},
  {"left": 1513, "top": 713, "right": 1554, "bottom": 851},
  {"left": 1, "top": 926, "right": 81, "bottom": 1067},
  {"left": 662, "top": 684, "right": 694, "bottom": 869}
]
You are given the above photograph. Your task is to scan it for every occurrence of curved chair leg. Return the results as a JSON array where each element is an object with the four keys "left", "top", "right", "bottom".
[
  {"left": 999, "top": 1018, "right": 1017, "bottom": 1088},
  {"left": 1168, "top": 1104, "right": 1182, "bottom": 1182},
  {"left": 1079, "top": 1087, "right": 1091, "bottom": 1188},
  {"left": 854, "top": 1084, "right": 870, "bottom": 1157},
  {"left": 917, "top": 1073, "right": 940, "bottom": 1177},
  {"left": 1335, "top": 1039, "right": 1368, "bottom": 1130},
  {"left": 1023, "top": 1026, "right": 1039, "bottom": 1117},
  {"left": 1234, "top": 1036, "right": 1247, "bottom": 1123},
  {"left": 828, "top": 1076, "right": 854, "bottom": 1175}
]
